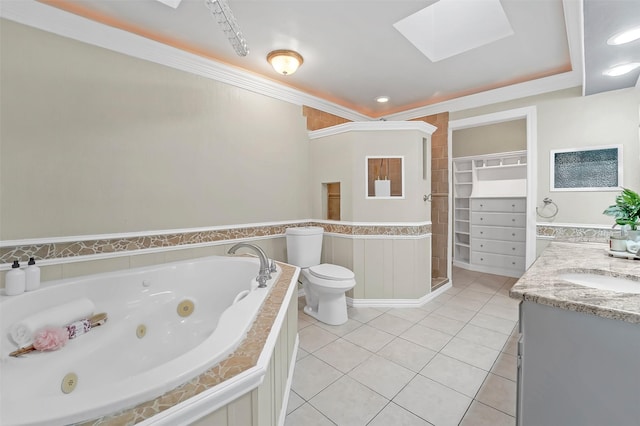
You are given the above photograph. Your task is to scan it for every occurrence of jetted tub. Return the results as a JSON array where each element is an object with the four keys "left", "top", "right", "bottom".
[{"left": 0, "top": 255, "right": 288, "bottom": 426}]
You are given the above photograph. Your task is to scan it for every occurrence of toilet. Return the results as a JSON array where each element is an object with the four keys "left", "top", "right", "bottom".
[{"left": 285, "top": 226, "right": 356, "bottom": 325}]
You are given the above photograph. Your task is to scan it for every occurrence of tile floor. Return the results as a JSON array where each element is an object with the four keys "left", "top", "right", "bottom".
[{"left": 284, "top": 266, "right": 520, "bottom": 426}]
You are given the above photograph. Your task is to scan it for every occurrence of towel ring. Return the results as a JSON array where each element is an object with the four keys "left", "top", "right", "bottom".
[{"left": 536, "top": 197, "right": 558, "bottom": 219}]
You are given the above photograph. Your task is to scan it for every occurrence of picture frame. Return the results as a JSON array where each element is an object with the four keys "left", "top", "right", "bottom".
[{"left": 550, "top": 145, "right": 622, "bottom": 192}]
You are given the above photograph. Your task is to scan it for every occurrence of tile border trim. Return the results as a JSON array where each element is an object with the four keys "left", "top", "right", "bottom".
[
  {"left": 0, "top": 221, "right": 432, "bottom": 268},
  {"left": 536, "top": 222, "right": 617, "bottom": 243}
]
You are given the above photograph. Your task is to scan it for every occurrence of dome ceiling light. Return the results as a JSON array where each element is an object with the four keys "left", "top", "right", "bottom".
[{"left": 267, "top": 50, "right": 304, "bottom": 76}]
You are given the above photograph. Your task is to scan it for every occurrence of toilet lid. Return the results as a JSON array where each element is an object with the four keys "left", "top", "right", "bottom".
[{"left": 309, "top": 264, "right": 355, "bottom": 281}]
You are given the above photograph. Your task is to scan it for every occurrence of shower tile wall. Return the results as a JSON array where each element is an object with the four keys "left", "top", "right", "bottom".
[{"left": 413, "top": 112, "right": 450, "bottom": 287}]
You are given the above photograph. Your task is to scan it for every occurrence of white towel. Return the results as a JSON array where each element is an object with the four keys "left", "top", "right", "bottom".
[{"left": 9, "top": 298, "right": 95, "bottom": 347}]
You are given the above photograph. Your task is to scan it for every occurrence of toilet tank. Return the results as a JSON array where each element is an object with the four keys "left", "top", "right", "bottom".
[{"left": 285, "top": 227, "right": 324, "bottom": 268}]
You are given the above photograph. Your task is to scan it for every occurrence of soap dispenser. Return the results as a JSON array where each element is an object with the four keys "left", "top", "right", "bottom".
[
  {"left": 5, "top": 260, "right": 26, "bottom": 296},
  {"left": 25, "top": 257, "right": 41, "bottom": 291}
]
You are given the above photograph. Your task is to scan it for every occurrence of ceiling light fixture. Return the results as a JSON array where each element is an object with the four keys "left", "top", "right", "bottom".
[
  {"left": 607, "top": 26, "right": 640, "bottom": 45},
  {"left": 267, "top": 50, "right": 304, "bottom": 76},
  {"left": 376, "top": 96, "right": 390, "bottom": 103},
  {"left": 204, "top": 0, "right": 249, "bottom": 57},
  {"left": 602, "top": 62, "right": 640, "bottom": 77}
]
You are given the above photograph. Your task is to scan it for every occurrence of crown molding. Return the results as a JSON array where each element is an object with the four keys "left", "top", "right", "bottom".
[
  {"left": 0, "top": 0, "right": 370, "bottom": 122},
  {"left": 308, "top": 121, "right": 437, "bottom": 139},
  {"left": 1, "top": 0, "right": 584, "bottom": 123}
]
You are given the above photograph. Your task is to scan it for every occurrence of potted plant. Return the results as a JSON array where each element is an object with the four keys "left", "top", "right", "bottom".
[{"left": 603, "top": 187, "right": 640, "bottom": 240}]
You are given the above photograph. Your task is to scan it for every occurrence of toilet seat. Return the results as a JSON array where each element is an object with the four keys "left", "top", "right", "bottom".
[{"left": 309, "top": 263, "right": 354, "bottom": 281}]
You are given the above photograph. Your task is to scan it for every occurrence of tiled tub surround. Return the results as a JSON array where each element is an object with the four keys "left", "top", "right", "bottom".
[
  {"left": 0, "top": 221, "right": 431, "bottom": 267},
  {"left": 1, "top": 221, "right": 437, "bottom": 308},
  {"left": 75, "top": 261, "right": 300, "bottom": 426},
  {"left": 510, "top": 241, "right": 640, "bottom": 323}
]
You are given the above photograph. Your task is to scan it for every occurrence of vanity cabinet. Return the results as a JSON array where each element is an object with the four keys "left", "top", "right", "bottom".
[
  {"left": 452, "top": 151, "right": 527, "bottom": 277},
  {"left": 517, "top": 300, "right": 640, "bottom": 426}
]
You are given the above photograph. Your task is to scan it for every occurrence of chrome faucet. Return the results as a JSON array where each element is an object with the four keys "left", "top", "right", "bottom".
[{"left": 227, "top": 243, "right": 271, "bottom": 288}]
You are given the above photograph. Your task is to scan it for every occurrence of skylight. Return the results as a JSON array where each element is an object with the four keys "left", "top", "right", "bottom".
[{"left": 393, "top": 0, "right": 514, "bottom": 62}]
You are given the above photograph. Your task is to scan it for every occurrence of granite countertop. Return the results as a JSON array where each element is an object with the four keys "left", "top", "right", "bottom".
[{"left": 510, "top": 242, "right": 640, "bottom": 324}]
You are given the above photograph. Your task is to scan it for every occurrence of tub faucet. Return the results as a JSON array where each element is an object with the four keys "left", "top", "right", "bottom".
[{"left": 227, "top": 243, "right": 271, "bottom": 288}]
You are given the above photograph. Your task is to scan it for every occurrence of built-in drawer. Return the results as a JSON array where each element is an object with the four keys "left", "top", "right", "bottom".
[
  {"left": 470, "top": 198, "right": 526, "bottom": 213},
  {"left": 472, "top": 225, "right": 526, "bottom": 242},
  {"left": 471, "top": 251, "right": 526, "bottom": 270},
  {"left": 471, "top": 238, "right": 526, "bottom": 256},
  {"left": 471, "top": 212, "right": 526, "bottom": 227}
]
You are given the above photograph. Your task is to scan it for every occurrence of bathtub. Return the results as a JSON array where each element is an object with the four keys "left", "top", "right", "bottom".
[{"left": 0, "top": 255, "right": 293, "bottom": 426}]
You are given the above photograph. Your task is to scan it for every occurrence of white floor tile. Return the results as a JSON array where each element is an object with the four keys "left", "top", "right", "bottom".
[
  {"left": 479, "top": 303, "right": 519, "bottom": 321},
  {"left": 445, "top": 295, "right": 486, "bottom": 312},
  {"left": 433, "top": 304, "right": 477, "bottom": 323},
  {"left": 456, "top": 288, "right": 494, "bottom": 303},
  {"left": 459, "top": 401, "right": 515, "bottom": 426},
  {"left": 468, "top": 312, "right": 517, "bottom": 335},
  {"left": 286, "top": 391, "right": 305, "bottom": 414},
  {"left": 347, "top": 306, "right": 384, "bottom": 323},
  {"left": 456, "top": 323, "right": 510, "bottom": 351},
  {"left": 394, "top": 375, "right": 472, "bottom": 426},
  {"left": 313, "top": 338, "right": 373, "bottom": 373},
  {"left": 419, "top": 313, "right": 467, "bottom": 336},
  {"left": 298, "top": 324, "right": 339, "bottom": 353},
  {"left": 420, "top": 353, "right": 488, "bottom": 398},
  {"left": 502, "top": 335, "right": 518, "bottom": 356},
  {"left": 400, "top": 323, "right": 453, "bottom": 352},
  {"left": 314, "top": 317, "right": 364, "bottom": 337},
  {"left": 368, "top": 312, "right": 415, "bottom": 335},
  {"left": 310, "top": 375, "right": 388, "bottom": 426},
  {"left": 368, "top": 402, "right": 434, "bottom": 426},
  {"left": 348, "top": 354, "right": 416, "bottom": 399},
  {"left": 491, "top": 351, "right": 517, "bottom": 382},
  {"left": 343, "top": 324, "right": 395, "bottom": 352},
  {"left": 285, "top": 403, "right": 336, "bottom": 426},
  {"left": 385, "top": 307, "right": 431, "bottom": 323},
  {"left": 291, "top": 355, "right": 342, "bottom": 400},
  {"left": 377, "top": 337, "right": 437, "bottom": 372},
  {"left": 297, "top": 347, "right": 309, "bottom": 361},
  {"left": 440, "top": 337, "right": 500, "bottom": 371},
  {"left": 286, "top": 268, "right": 518, "bottom": 426},
  {"left": 476, "top": 373, "right": 517, "bottom": 417}
]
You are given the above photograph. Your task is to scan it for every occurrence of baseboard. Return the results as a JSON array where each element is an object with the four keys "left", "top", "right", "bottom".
[{"left": 346, "top": 283, "right": 452, "bottom": 308}]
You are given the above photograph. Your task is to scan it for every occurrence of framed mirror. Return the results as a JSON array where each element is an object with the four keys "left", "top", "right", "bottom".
[{"left": 366, "top": 156, "right": 404, "bottom": 198}]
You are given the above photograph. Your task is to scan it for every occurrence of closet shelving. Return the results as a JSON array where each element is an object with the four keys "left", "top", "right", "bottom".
[{"left": 452, "top": 151, "right": 527, "bottom": 277}]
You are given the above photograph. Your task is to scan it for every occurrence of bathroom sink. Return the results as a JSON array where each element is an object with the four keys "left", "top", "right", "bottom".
[{"left": 559, "top": 273, "right": 640, "bottom": 294}]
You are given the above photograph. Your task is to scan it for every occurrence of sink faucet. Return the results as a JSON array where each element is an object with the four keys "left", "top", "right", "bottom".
[{"left": 227, "top": 243, "right": 271, "bottom": 288}]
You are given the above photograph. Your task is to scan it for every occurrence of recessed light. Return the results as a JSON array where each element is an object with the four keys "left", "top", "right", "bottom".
[
  {"left": 376, "top": 96, "right": 390, "bottom": 103},
  {"left": 602, "top": 62, "right": 640, "bottom": 77},
  {"left": 607, "top": 26, "right": 640, "bottom": 45}
]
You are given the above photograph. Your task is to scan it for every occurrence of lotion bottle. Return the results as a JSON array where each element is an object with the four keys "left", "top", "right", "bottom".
[
  {"left": 25, "top": 257, "right": 41, "bottom": 291},
  {"left": 5, "top": 260, "right": 26, "bottom": 296}
]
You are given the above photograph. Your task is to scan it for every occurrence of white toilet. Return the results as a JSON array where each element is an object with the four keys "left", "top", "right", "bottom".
[{"left": 285, "top": 226, "right": 356, "bottom": 325}]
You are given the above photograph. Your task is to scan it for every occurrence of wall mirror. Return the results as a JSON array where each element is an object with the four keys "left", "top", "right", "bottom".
[{"left": 366, "top": 156, "right": 404, "bottom": 198}]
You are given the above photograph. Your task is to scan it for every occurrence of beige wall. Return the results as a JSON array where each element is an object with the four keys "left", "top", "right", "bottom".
[
  {"left": 310, "top": 129, "right": 431, "bottom": 223},
  {"left": 452, "top": 119, "right": 527, "bottom": 158},
  {"left": 451, "top": 86, "right": 640, "bottom": 226},
  {"left": 0, "top": 20, "right": 311, "bottom": 240}
]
